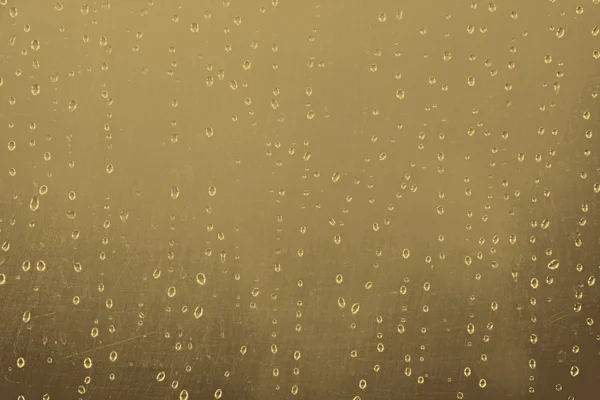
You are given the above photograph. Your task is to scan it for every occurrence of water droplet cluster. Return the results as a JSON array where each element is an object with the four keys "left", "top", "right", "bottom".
[{"left": 0, "top": 1, "right": 599, "bottom": 399}]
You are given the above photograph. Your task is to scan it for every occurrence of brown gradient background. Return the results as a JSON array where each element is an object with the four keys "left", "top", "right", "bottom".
[{"left": 0, "top": 1, "right": 599, "bottom": 399}]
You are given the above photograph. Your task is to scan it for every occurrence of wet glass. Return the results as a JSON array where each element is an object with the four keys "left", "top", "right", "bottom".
[{"left": 0, "top": 1, "right": 599, "bottom": 399}]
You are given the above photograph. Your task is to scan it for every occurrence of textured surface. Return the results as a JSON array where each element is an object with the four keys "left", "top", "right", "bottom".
[{"left": 0, "top": 1, "right": 599, "bottom": 399}]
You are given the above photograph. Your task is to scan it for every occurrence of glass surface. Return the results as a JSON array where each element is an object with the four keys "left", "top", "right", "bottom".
[{"left": 0, "top": 1, "right": 599, "bottom": 399}]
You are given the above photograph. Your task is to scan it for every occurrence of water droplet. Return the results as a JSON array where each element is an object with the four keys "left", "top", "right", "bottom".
[
  {"left": 196, "top": 273, "right": 206, "bottom": 285},
  {"left": 36, "top": 260, "right": 46, "bottom": 271},
  {"left": 402, "top": 248, "right": 410, "bottom": 259},
  {"left": 73, "top": 261, "right": 82, "bottom": 272},
  {"left": 548, "top": 259, "right": 559, "bottom": 270},
  {"left": 467, "top": 323, "right": 475, "bottom": 334},
  {"left": 570, "top": 365, "right": 579, "bottom": 377},
  {"left": 30, "top": 196, "right": 40, "bottom": 211}
]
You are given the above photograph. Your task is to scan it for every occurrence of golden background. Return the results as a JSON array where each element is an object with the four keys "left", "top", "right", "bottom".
[{"left": 0, "top": 1, "right": 599, "bottom": 399}]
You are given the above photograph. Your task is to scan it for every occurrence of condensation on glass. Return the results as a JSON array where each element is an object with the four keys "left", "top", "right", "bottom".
[{"left": 0, "top": 1, "right": 599, "bottom": 399}]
